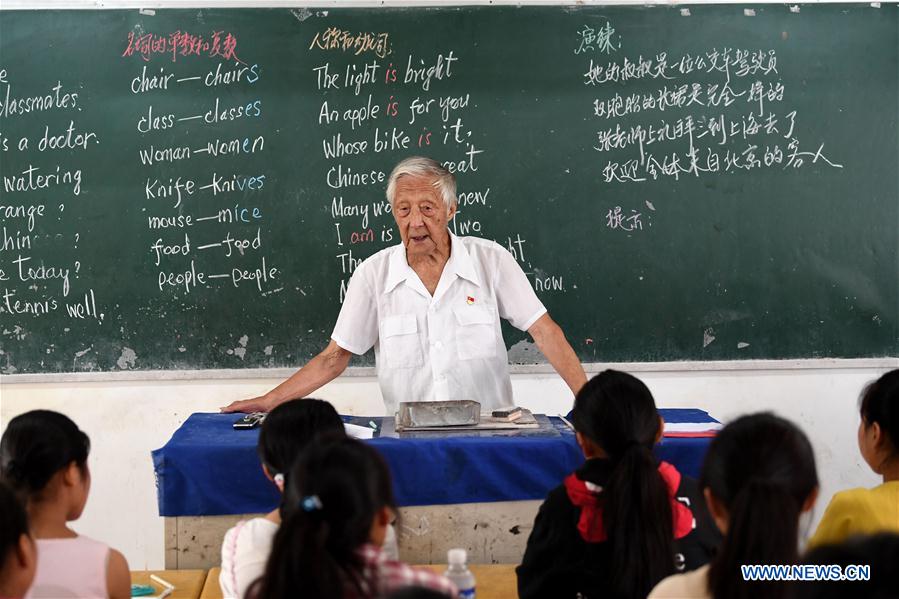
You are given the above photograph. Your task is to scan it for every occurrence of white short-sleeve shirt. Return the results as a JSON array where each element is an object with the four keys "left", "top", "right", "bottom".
[{"left": 331, "top": 233, "right": 546, "bottom": 414}]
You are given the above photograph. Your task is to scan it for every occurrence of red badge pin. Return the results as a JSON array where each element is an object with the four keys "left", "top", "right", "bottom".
[{"left": 466, "top": 296, "right": 475, "bottom": 305}]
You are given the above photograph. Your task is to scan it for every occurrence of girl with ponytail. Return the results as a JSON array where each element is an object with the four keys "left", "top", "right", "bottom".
[
  {"left": 650, "top": 412, "right": 819, "bottom": 599},
  {"left": 517, "top": 370, "right": 720, "bottom": 599},
  {"left": 220, "top": 398, "right": 381, "bottom": 599},
  {"left": 248, "top": 436, "right": 456, "bottom": 599}
]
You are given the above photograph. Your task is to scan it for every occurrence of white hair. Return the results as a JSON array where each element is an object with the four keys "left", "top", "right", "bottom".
[{"left": 385, "top": 156, "right": 457, "bottom": 210}]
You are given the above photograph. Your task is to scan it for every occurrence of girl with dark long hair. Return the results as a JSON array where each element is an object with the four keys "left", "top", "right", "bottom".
[
  {"left": 650, "top": 412, "right": 819, "bottom": 599},
  {"left": 517, "top": 370, "right": 720, "bottom": 599},
  {"left": 248, "top": 436, "right": 456, "bottom": 599}
]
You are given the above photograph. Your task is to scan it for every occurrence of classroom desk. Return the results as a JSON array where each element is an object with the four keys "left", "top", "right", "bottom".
[
  {"left": 131, "top": 570, "right": 207, "bottom": 599},
  {"left": 422, "top": 564, "right": 518, "bottom": 599},
  {"left": 199, "top": 568, "right": 222, "bottom": 599},
  {"left": 200, "top": 565, "right": 517, "bottom": 599},
  {"left": 154, "top": 410, "right": 717, "bottom": 568}
]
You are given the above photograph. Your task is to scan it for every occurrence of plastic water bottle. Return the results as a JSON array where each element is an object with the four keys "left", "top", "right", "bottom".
[{"left": 445, "top": 548, "right": 476, "bottom": 599}]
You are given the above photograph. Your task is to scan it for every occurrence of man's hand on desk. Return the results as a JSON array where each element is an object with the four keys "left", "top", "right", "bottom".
[{"left": 221, "top": 395, "right": 275, "bottom": 413}]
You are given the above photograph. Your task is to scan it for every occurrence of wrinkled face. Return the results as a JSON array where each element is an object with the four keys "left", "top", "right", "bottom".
[{"left": 392, "top": 176, "right": 456, "bottom": 258}]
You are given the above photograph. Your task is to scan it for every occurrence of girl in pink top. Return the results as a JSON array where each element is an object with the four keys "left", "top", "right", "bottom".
[{"left": 0, "top": 410, "right": 130, "bottom": 599}]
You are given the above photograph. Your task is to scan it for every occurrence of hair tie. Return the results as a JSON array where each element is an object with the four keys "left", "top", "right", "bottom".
[
  {"left": 623, "top": 439, "right": 645, "bottom": 451},
  {"left": 300, "top": 495, "right": 323, "bottom": 512}
]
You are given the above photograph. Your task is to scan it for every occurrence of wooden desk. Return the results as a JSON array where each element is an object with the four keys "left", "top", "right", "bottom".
[
  {"left": 422, "top": 564, "right": 517, "bottom": 599},
  {"left": 200, "top": 568, "right": 223, "bottom": 599},
  {"left": 200, "top": 565, "right": 518, "bottom": 599},
  {"left": 131, "top": 570, "right": 207, "bottom": 599}
]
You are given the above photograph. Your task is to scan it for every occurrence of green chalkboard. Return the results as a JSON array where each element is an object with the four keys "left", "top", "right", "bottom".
[{"left": 0, "top": 5, "right": 897, "bottom": 374}]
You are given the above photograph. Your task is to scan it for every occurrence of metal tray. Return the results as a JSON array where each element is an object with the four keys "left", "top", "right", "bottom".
[{"left": 395, "top": 400, "right": 481, "bottom": 430}]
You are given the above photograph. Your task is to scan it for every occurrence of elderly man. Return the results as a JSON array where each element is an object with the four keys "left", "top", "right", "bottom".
[{"left": 223, "top": 157, "right": 586, "bottom": 414}]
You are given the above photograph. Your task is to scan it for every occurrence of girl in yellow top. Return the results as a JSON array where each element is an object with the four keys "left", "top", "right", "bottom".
[{"left": 810, "top": 369, "right": 899, "bottom": 548}]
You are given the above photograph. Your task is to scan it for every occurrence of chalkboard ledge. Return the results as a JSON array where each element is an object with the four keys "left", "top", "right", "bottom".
[{"left": 2, "top": 359, "right": 897, "bottom": 385}]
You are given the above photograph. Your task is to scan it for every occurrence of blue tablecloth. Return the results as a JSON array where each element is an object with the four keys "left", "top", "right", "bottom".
[{"left": 152, "top": 409, "right": 718, "bottom": 517}]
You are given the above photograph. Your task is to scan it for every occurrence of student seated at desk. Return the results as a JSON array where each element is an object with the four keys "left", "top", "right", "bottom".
[
  {"left": 0, "top": 481, "right": 36, "bottom": 599},
  {"left": 517, "top": 370, "right": 720, "bottom": 599},
  {"left": 248, "top": 437, "right": 456, "bottom": 599},
  {"left": 220, "top": 399, "right": 399, "bottom": 599},
  {"left": 650, "top": 413, "right": 819, "bottom": 599},
  {"left": 0, "top": 410, "right": 131, "bottom": 599},
  {"left": 809, "top": 369, "right": 899, "bottom": 548}
]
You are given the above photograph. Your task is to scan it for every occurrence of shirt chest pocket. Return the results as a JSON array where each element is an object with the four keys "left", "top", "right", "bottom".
[
  {"left": 379, "top": 314, "right": 423, "bottom": 369},
  {"left": 453, "top": 305, "right": 498, "bottom": 361}
]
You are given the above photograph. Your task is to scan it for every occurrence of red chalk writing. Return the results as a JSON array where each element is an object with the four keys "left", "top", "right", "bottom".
[{"left": 122, "top": 31, "right": 244, "bottom": 64}]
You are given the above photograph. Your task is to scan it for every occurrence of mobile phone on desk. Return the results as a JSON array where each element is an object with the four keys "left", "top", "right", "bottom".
[{"left": 232, "top": 412, "right": 266, "bottom": 429}]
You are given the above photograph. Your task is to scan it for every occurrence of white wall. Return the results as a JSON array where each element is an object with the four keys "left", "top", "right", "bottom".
[{"left": 1, "top": 360, "right": 895, "bottom": 569}]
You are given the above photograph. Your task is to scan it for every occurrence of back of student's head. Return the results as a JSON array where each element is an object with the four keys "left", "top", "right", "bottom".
[
  {"left": 253, "top": 436, "right": 396, "bottom": 599},
  {"left": 0, "top": 480, "right": 35, "bottom": 597},
  {"left": 257, "top": 398, "right": 345, "bottom": 477},
  {"left": 802, "top": 533, "right": 899, "bottom": 599},
  {"left": 385, "top": 588, "right": 449, "bottom": 599},
  {"left": 859, "top": 369, "right": 899, "bottom": 455},
  {"left": 702, "top": 412, "right": 818, "bottom": 599},
  {"left": 0, "top": 410, "right": 90, "bottom": 502},
  {"left": 571, "top": 369, "right": 674, "bottom": 598}
]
